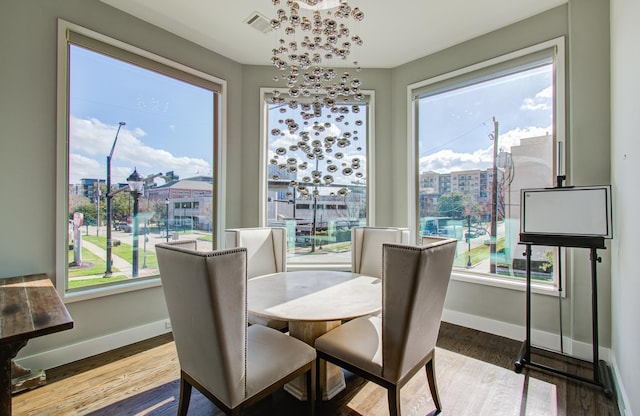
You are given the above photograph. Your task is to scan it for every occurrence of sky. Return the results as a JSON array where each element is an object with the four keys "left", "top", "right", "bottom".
[
  {"left": 418, "top": 64, "right": 553, "bottom": 174},
  {"left": 69, "top": 45, "right": 214, "bottom": 185},
  {"left": 68, "top": 43, "right": 554, "bottom": 187}
]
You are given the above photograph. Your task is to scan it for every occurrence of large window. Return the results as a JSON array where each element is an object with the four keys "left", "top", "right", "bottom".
[
  {"left": 261, "top": 90, "right": 372, "bottom": 267},
  {"left": 411, "top": 38, "right": 565, "bottom": 288},
  {"left": 57, "top": 21, "right": 223, "bottom": 297}
]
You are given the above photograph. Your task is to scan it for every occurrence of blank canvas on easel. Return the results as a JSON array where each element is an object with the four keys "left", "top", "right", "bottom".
[{"left": 521, "top": 185, "right": 612, "bottom": 238}]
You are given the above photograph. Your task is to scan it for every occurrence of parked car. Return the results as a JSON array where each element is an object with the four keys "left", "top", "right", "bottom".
[{"left": 115, "top": 222, "right": 132, "bottom": 232}]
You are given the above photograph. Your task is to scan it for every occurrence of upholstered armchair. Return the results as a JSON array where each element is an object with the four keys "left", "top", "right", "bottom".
[
  {"left": 225, "top": 227, "right": 288, "bottom": 330},
  {"left": 351, "top": 226, "right": 411, "bottom": 278},
  {"left": 315, "top": 239, "right": 457, "bottom": 415},
  {"left": 155, "top": 243, "right": 316, "bottom": 416}
]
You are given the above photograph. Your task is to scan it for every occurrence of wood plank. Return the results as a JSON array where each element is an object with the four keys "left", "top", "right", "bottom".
[
  {"left": 0, "top": 276, "right": 31, "bottom": 343},
  {"left": 0, "top": 274, "right": 73, "bottom": 345},
  {"left": 11, "top": 323, "right": 619, "bottom": 415}
]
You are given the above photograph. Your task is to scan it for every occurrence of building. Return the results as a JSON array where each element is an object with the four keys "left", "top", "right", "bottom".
[{"left": 1, "top": 1, "right": 636, "bottom": 415}]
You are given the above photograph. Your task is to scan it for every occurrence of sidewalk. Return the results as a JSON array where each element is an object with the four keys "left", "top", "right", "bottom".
[{"left": 70, "top": 238, "right": 162, "bottom": 280}]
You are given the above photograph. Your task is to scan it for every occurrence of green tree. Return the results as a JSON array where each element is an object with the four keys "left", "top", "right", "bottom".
[
  {"left": 437, "top": 192, "right": 473, "bottom": 219},
  {"left": 111, "top": 190, "right": 132, "bottom": 222},
  {"left": 72, "top": 203, "right": 98, "bottom": 226},
  {"left": 69, "top": 193, "right": 91, "bottom": 214}
]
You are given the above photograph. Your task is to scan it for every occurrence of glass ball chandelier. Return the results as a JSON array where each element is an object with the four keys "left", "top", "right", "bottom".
[
  {"left": 267, "top": 0, "right": 366, "bottom": 200},
  {"left": 268, "top": 0, "right": 365, "bottom": 119}
]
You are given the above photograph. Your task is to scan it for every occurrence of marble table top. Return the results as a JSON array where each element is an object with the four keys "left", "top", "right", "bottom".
[{"left": 248, "top": 271, "right": 381, "bottom": 322}]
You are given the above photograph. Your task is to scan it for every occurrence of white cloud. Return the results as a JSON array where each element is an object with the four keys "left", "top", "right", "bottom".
[
  {"left": 521, "top": 86, "right": 552, "bottom": 111},
  {"left": 69, "top": 117, "right": 211, "bottom": 184},
  {"left": 420, "top": 125, "right": 552, "bottom": 174}
]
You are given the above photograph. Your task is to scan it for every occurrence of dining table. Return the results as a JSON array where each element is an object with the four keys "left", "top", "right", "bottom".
[
  {"left": 0, "top": 274, "right": 73, "bottom": 416},
  {"left": 247, "top": 270, "right": 381, "bottom": 401}
]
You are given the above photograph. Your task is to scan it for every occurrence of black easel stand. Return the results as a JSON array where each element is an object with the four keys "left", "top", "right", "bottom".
[{"left": 514, "top": 233, "right": 614, "bottom": 398}]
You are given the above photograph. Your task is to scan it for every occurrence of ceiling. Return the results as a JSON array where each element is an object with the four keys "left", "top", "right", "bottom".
[{"left": 100, "top": 0, "right": 567, "bottom": 68}]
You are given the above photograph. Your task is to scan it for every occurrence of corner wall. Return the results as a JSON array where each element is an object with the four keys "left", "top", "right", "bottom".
[
  {"left": 610, "top": 0, "right": 640, "bottom": 414},
  {"left": 0, "top": 0, "right": 243, "bottom": 363},
  {"left": 390, "top": 2, "right": 612, "bottom": 350}
]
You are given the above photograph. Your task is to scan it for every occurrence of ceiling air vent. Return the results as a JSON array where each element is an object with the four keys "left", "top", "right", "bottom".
[{"left": 245, "top": 12, "right": 272, "bottom": 34}]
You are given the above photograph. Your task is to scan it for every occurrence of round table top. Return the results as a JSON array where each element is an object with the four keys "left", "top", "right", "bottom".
[{"left": 248, "top": 270, "right": 381, "bottom": 322}]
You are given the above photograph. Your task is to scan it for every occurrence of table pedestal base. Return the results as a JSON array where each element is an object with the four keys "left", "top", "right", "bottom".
[{"left": 285, "top": 320, "right": 346, "bottom": 401}]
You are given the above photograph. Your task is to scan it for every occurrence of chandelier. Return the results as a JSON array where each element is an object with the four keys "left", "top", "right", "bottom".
[
  {"left": 267, "top": 0, "right": 366, "bottom": 203},
  {"left": 268, "top": 0, "right": 365, "bottom": 120}
]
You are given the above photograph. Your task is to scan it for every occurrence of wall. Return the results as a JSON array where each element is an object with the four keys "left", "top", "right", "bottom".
[
  {"left": 0, "top": 0, "right": 625, "bottom": 406},
  {"left": 391, "top": 2, "right": 613, "bottom": 353},
  {"left": 237, "top": 65, "right": 394, "bottom": 227},
  {"left": 610, "top": 0, "right": 640, "bottom": 413},
  {"left": 0, "top": 0, "right": 243, "bottom": 364}
]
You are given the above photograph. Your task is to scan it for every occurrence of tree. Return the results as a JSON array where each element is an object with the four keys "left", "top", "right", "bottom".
[
  {"left": 72, "top": 203, "right": 97, "bottom": 226},
  {"left": 436, "top": 192, "right": 472, "bottom": 219},
  {"left": 69, "top": 193, "right": 91, "bottom": 214}
]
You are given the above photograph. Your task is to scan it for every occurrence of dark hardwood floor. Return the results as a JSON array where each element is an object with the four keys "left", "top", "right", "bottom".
[{"left": 12, "top": 322, "right": 619, "bottom": 415}]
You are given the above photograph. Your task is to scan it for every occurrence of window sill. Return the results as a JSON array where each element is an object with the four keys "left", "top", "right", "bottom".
[
  {"left": 451, "top": 269, "right": 563, "bottom": 297},
  {"left": 61, "top": 276, "right": 162, "bottom": 303}
]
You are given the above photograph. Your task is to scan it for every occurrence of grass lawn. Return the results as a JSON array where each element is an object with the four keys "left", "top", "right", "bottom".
[
  {"left": 69, "top": 275, "right": 128, "bottom": 289},
  {"left": 68, "top": 247, "right": 118, "bottom": 277},
  {"left": 83, "top": 234, "right": 158, "bottom": 268}
]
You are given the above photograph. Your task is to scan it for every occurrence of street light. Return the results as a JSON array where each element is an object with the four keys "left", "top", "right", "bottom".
[
  {"left": 466, "top": 214, "right": 472, "bottom": 268},
  {"left": 127, "top": 168, "right": 144, "bottom": 278},
  {"left": 489, "top": 116, "right": 499, "bottom": 274},
  {"left": 105, "top": 121, "right": 126, "bottom": 277},
  {"left": 164, "top": 198, "right": 170, "bottom": 243}
]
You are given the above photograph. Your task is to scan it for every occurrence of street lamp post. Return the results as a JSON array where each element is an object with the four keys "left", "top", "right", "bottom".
[
  {"left": 165, "top": 198, "right": 170, "bottom": 243},
  {"left": 489, "top": 117, "right": 499, "bottom": 274},
  {"left": 105, "top": 121, "right": 126, "bottom": 276},
  {"left": 127, "top": 168, "right": 144, "bottom": 278},
  {"left": 467, "top": 214, "right": 472, "bottom": 268}
]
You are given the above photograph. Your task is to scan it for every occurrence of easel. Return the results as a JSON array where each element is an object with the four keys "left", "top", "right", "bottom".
[
  {"left": 514, "top": 178, "right": 615, "bottom": 397},
  {"left": 514, "top": 232, "right": 614, "bottom": 398}
]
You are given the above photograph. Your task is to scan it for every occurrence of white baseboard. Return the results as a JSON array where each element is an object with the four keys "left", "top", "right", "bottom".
[
  {"left": 610, "top": 352, "right": 634, "bottom": 416},
  {"left": 15, "top": 320, "right": 171, "bottom": 371},
  {"left": 442, "top": 308, "right": 611, "bottom": 362}
]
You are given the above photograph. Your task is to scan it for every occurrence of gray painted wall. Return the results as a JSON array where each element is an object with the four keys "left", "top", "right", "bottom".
[
  {"left": 0, "top": 0, "right": 243, "bottom": 357},
  {"left": 611, "top": 0, "right": 640, "bottom": 414},
  {"left": 1, "top": 0, "right": 629, "bottom": 409}
]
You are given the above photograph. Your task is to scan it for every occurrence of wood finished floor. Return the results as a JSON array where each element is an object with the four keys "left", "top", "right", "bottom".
[{"left": 12, "top": 323, "right": 619, "bottom": 416}]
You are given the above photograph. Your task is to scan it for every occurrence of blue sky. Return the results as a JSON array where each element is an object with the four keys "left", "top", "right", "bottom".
[
  {"left": 418, "top": 64, "right": 553, "bottom": 174},
  {"left": 68, "top": 43, "right": 553, "bottom": 185},
  {"left": 69, "top": 45, "right": 214, "bottom": 185}
]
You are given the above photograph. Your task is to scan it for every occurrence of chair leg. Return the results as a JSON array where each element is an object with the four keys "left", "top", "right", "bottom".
[
  {"left": 178, "top": 372, "right": 192, "bottom": 416},
  {"left": 387, "top": 385, "right": 401, "bottom": 416},
  {"left": 307, "top": 363, "right": 316, "bottom": 416},
  {"left": 315, "top": 358, "right": 322, "bottom": 404},
  {"left": 425, "top": 357, "right": 442, "bottom": 414}
]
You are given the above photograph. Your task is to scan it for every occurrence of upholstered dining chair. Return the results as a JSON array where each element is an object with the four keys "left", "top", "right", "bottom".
[
  {"left": 351, "top": 226, "right": 411, "bottom": 278},
  {"left": 225, "top": 227, "right": 288, "bottom": 330},
  {"left": 315, "top": 239, "right": 457, "bottom": 415},
  {"left": 155, "top": 243, "right": 316, "bottom": 416}
]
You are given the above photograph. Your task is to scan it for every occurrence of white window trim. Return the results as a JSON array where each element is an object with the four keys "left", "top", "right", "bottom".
[
  {"left": 259, "top": 87, "right": 375, "bottom": 269},
  {"left": 56, "top": 19, "right": 227, "bottom": 302},
  {"left": 406, "top": 37, "right": 566, "bottom": 296}
]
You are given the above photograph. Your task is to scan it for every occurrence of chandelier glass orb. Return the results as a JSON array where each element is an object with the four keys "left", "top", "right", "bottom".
[
  {"left": 267, "top": 0, "right": 366, "bottom": 202},
  {"left": 269, "top": 0, "right": 365, "bottom": 120}
]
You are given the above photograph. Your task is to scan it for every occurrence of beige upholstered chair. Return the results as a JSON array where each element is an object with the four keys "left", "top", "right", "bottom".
[
  {"left": 315, "top": 239, "right": 457, "bottom": 415},
  {"left": 225, "top": 227, "right": 287, "bottom": 278},
  {"left": 351, "top": 226, "right": 411, "bottom": 278},
  {"left": 155, "top": 243, "right": 316, "bottom": 416},
  {"left": 225, "top": 227, "right": 288, "bottom": 330}
]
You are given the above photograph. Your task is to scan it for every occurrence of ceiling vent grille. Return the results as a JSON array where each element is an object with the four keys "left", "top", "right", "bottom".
[{"left": 245, "top": 12, "right": 272, "bottom": 34}]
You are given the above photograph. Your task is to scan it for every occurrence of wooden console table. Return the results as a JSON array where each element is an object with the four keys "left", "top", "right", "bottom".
[{"left": 0, "top": 274, "right": 73, "bottom": 416}]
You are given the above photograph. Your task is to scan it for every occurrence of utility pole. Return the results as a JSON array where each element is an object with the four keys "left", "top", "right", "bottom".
[{"left": 489, "top": 117, "right": 499, "bottom": 274}]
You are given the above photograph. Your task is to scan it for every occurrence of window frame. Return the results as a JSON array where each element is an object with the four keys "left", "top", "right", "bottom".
[
  {"left": 407, "top": 37, "right": 566, "bottom": 296},
  {"left": 259, "top": 87, "right": 376, "bottom": 270},
  {"left": 56, "top": 19, "right": 227, "bottom": 301}
]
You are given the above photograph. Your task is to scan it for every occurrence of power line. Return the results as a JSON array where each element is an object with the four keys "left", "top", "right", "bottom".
[{"left": 419, "top": 117, "right": 493, "bottom": 157}]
